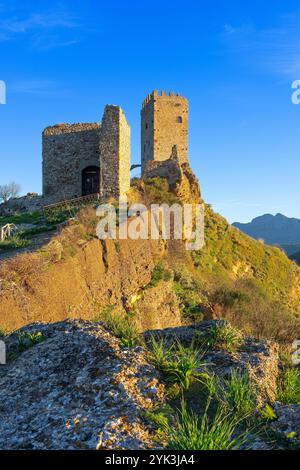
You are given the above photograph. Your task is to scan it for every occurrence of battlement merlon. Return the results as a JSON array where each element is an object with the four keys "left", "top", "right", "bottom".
[{"left": 141, "top": 90, "right": 188, "bottom": 109}]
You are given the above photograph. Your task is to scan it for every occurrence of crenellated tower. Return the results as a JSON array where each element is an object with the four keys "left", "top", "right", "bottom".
[{"left": 141, "top": 90, "right": 188, "bottom": 173}]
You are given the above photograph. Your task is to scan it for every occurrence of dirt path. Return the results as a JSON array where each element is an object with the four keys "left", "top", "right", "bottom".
[{"left": 0, "top": 230, "right": 57, "bottom": 262}]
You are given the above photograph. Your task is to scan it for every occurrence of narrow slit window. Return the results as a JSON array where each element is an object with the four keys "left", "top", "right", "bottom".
[{"left": 177, "top": 116, "right": 183, "bottom": 123}]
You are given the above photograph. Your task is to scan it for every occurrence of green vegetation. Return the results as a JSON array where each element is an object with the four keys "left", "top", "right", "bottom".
[
  {"left": 6, "top": 331, "right": 45, "bottom": 361},
  {"left": 261, "top": 404, "right": 277, "bottom": 422},
  {"left": 100, "top": 306, "right": 139, "bottom": 348},
  {"left": 163, "top": 400, "right": 249, "bottom": 450},
  {"left": 140, "top": 178, "right": 180, "bottom": 206},
  {"left": 220, "top": 370, "right": 256, "bottom": 418},
  {"left": 0, "top": 233, "right": 31, "bottom": 250},
  {"left": 190, "top": 205, "right": 300, "bottom": 343},
  {"left": 148, "top": 336, "right": 209, "bottom": 391},
  {"left": 0, "top": 329, "right": 6, "bottom": 338},
  {"left": 17, "top": 331, "right": 45, "bottom": 352},
  {"left": 277, "top": 368, "right": 300, "bottom": 405},
  {"left": 201, "top": 321, "right": 243, "bottom": 352},
  {"left": 173, "top": 268, "right": 205, "bottom": 322},
  {"left": 0, "top": 211, "right": 43, "bottom": 225},
  {"left": 149, "top": 264, "right": 172, "bottom": 288},
  {"left": 0, "top": 209, "right": 72, "bottom": 252}
]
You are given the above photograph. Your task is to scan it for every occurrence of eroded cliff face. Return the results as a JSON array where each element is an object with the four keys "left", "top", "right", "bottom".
[{"left": 0, "top": 235, "right": 182, "bottom": 332}]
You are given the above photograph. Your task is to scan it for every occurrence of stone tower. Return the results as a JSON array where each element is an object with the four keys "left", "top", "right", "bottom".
[{"left": 141, "top": 90, "right": 188, "bottom": 173}]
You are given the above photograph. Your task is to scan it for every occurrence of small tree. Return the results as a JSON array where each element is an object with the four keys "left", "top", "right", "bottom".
[{"left": 0, "top": 182, "right": 21, "bottom": 203}]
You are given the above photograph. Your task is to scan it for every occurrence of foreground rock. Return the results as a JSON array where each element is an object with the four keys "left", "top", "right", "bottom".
[
  {"left": 271, "top": 403, "right": 300, "bottom": 446},
  {"left": 0, "top": 320, "right": 165, "bottom": 450},
  {"left": 145, "top": 321, "right": 279, "bottom": 406}
]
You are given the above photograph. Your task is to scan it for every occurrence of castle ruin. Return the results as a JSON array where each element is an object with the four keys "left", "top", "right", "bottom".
[
  {"left": 42, "top": 91, "right": 189, "bottom": 203},
  {"left": 43, "top": 106, "right": 130, "bottom": 203}
]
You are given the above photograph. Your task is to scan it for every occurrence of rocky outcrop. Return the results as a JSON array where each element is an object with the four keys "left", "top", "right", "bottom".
[
  {"left": 271, "top": 404, "right": 300, "bottom": 446},
  {"left": 0, "top": 320, "right": 165, "bottom": 450},
  {"left": 0, "top": 235, "right": 181, "bottom": 331},
  {"left": 142, "top": 145, "right": 201, "bottom": 204},
  {"left": 0, "top": 193, "right": 45, "bottom": 216},
  {"left": 144, "top": 321, "right": 279, "bottom": 405}
]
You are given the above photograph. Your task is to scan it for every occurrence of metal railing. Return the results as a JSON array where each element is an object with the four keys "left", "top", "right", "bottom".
[
  {"left": 43, "top": 193, "right": 101, "bottom": 215},
  {"left": 0, "top": 223, "right": 17, "bottom": 241}
]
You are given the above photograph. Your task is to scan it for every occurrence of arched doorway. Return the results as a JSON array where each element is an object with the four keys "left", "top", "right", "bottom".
[{"left": 82, "top": 166, "right": 100, "bottom": 196}]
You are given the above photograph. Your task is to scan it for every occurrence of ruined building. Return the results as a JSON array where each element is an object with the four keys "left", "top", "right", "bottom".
[
  {"left": 42, "top": 91, "right": 189, "bottom": 203},
  {"left": 42, "top": 105, "right": 130, "bottom": 203}
]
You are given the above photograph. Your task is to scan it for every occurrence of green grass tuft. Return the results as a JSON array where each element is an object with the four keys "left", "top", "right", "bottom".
[
  {"left": 277, "top": 368, "right": 300, "bottom": 405},
  {"left": 17, "top": 331, "right": 45, "bottom": 352},
  {"left": 220, "top": 370, "right": 256, "bottom": 418},
  {"left": 148, "top": 336, "right": 209, "bottom": 391},
  {"left": 101, "top": 306, "right": 139, "bottom": 348},
  {"left": 205, "top": 322, "right": 243, "bottom": 352},
  {"left": 0, "top": 233, "right": 31, "bottom": 250},
  {"left": 165, "top": 400, "right": 250, "bottom": 450}
]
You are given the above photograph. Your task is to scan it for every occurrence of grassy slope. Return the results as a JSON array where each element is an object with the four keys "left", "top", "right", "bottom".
[{"left": 193, "top": 205, "right": 300, "bottom": 311}]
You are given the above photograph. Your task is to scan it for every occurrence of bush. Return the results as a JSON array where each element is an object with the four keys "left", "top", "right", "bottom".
[
  {"left": 277, "top": 368, "right": 300, "bottom": 405},
  {"left": 149, "top": 264, "right": 172, "bottom": 288},
  {"left": 165, "top": 400, "right": 249, "bottom": 450}
]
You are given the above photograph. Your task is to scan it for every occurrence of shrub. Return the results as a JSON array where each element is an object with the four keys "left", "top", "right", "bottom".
[
  {"left": 209, "top": 281, "right": 300, "bottom": 345},
  {"left": 149, "top": 264, "right": 172, "bottom": 288},
  {"left": 277, "top": 368, "right": 300, "bottom": 405},
  {"left": 165, "top": 400, "right": 249, "bottom": 450}
]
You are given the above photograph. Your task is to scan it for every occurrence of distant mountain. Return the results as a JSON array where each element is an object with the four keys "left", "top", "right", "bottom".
[
  {"left": 233, "top": 213, "right": 300, "bottom": 254},
  {"left": 290, "top": 251, "right": 300, "bottom": 265}
]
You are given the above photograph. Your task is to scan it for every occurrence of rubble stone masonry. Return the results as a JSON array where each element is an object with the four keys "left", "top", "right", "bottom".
[
  {"left": 42, "top": 106, "right": 130, "bottom": 203},
  {"left": 141, "top": 90, "right": 188, "bottom": 173}
]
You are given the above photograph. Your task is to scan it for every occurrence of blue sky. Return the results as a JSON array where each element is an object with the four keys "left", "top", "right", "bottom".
[{"left": 0, "top": 0, "right": 300, "bottom": 223}]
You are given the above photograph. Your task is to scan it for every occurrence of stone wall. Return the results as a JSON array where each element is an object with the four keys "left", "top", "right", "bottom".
[
  {"left": 43, "top": 123, "right": 101, "bottom": 203},
  {"left": 141, "top": 90, "right": 188, "bottom": 173},
  {"left": 42, "top": 107, "right": 130, "bottom": 203},
  {"left": 100, "top": 106, "right": 130, "bottom": 198}
]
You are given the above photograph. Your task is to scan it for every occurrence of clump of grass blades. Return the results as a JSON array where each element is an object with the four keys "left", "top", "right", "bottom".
[
  {"left": 149, "top": 264, "right": 173, "bottom": 288},
  {"left": 102, "top": 307, "right": 139, "bottom": 348},
  {"left": 219, "top": 370, "right": 256, "bottom": 418},
  {"left": 0, "top": 233, "right": 31, "bottom": 251},
  {"left": 166, "top": 400, "right": 250, "bottom": 450},
  {"left": 205, "top": 322, "right": 243, "bottom": 352},
  {"left": 17, "top": 331, "right": 44, "bottom": 352},
  {"left": 277, "top": 368, "right": 300, "bottom": 405},
  {"left": 148, "top": 336, "right": 209, "bottom": 391}
]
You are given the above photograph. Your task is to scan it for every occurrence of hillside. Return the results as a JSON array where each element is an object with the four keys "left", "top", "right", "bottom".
[
  {"left": 233, "top": 214, "right": 300, "bottom": 253},
  {"left": 1, "top": 166, "right": 300, "bottom": 451},
  {"left": 1, "top": 165, "right": 300, "bottom": 343}
]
